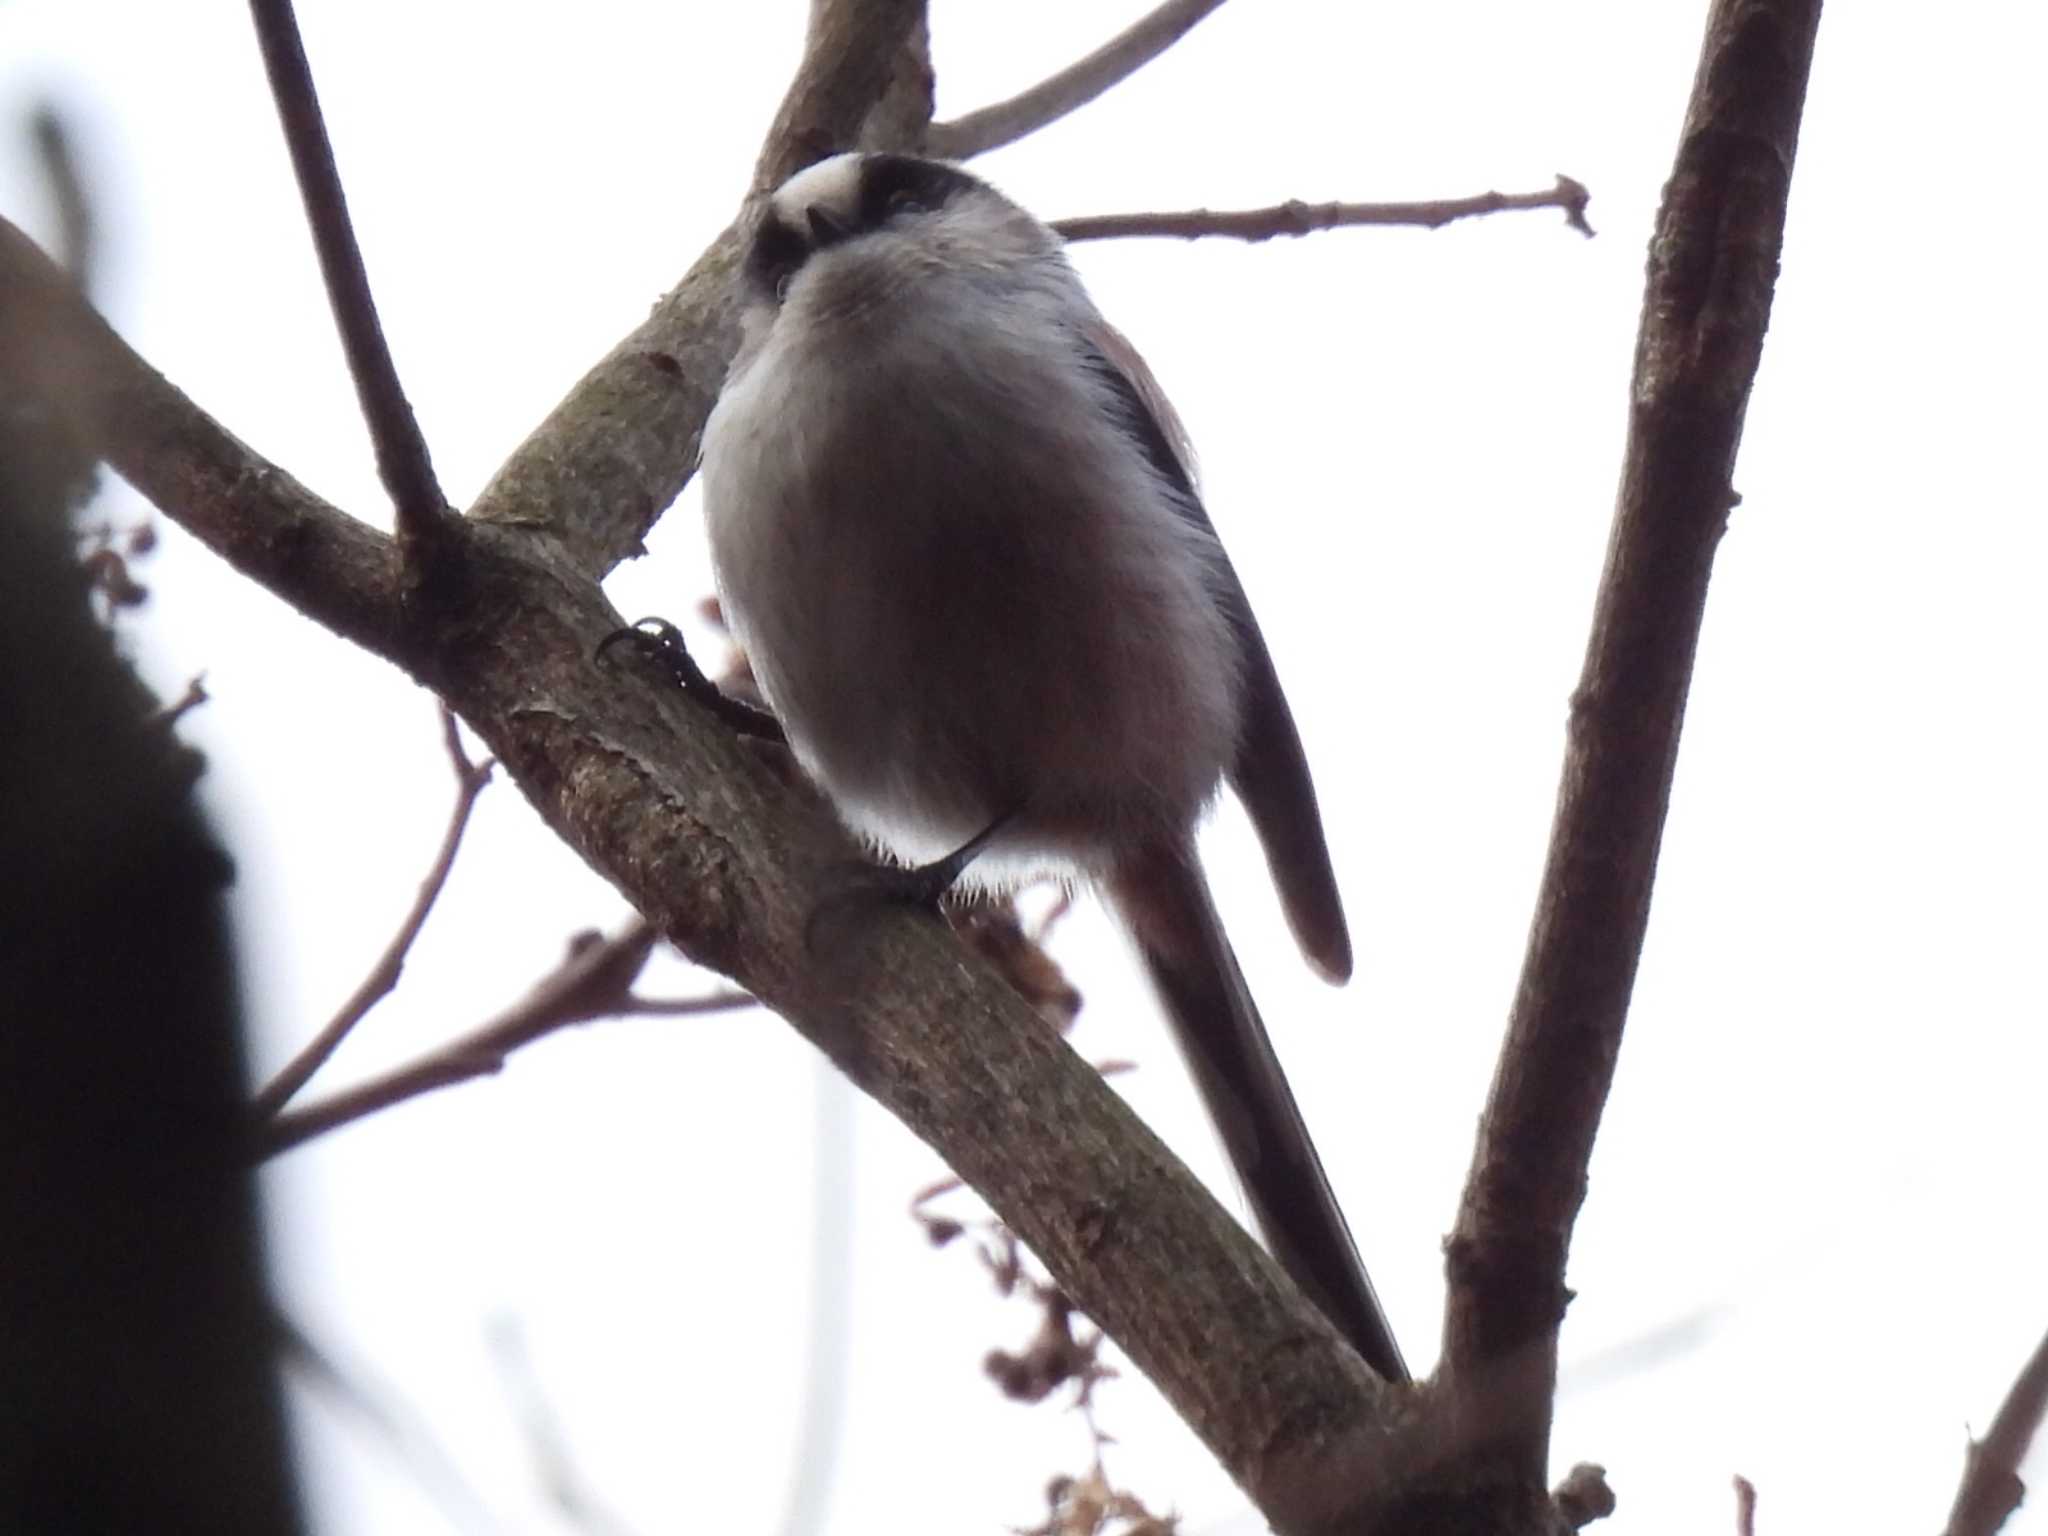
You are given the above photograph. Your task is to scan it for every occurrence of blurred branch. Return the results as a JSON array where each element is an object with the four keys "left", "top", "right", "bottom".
[
  {"left": 279, "top": 1314, "right": 497, "bottom": 1536},
  {"left": 246, "top": 0, "right": 453, "bottom": 547},
  {"left": 1437, "top": 0, "right": 1825, "bottom": 1484},
  {"left": 1054, "top": 175, "right": 1593, "bottom": 245},
  {"left": 769, "top": 1061, "right": 858, "bottom": 1536},
  {"left": 1552, "top": 1464, "right": 1616, "bottom": 1530},
  {"left": 257, "top": 921, "right": 755, "bottom": 1158},
  {"left": 1942, "top": 1324, "right": 2048, "bottom": 1536},
  {"left": 249, "top": 706, "right": 495, "bottom": 1118},
  {"left": 487, "top": 1320, "right": 644, "bottom": 1536},
  {"left": 927, "top": 0, "right": 1229, "bottom": 158},
  {"left": 28, "top": 104, "right": 95, "bottom": 286}
]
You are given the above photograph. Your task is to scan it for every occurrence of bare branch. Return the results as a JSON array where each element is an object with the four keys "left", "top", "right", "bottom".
[
  {"left": 27, "top": 105, "right": 95, "bottom": 286},
  {"left": 1943, "top": 1325, "right": 2048, "bottom": 1536},
  {"left": 926, "top": 0, "right": 1229, "bottom": 159},
  {"left": 1437, "top": 0, "right": 1825, "bottom": 1481},
  {"left": 1054, "top": 175, "right": 1593, "bottom": 245},
  {"left": 144, "top": 673, "right": 210, "bottom": 733},
  {"left": 258, "top": 921, "right": 754, "bottom": 1158},
  {"left": 1733, "top": 1475, "right": 1757, "bottom": 1536},
  {"left": 611, "top": 989, "right": 763, "bottom": 1016},
  {"left": 245, "top": 0, "right": 452, "bottom": 547},
  {"left": 250, "top": 707, "right": 495, "bottom": 1117},
  {"left": 1551, "top": 1464, "right": 1616, "bottom": 1530},
  {"left": 0, "top": 219, "right": 402, "bottom": 649}
]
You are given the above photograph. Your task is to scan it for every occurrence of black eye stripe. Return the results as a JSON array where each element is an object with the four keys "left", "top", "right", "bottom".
[
  {"left": 746, "top": 215, "right": 809, "bottom": 301},
  {"left": 856, "top": 155, "right": 978, "bottom": 228},
  {"left": 745, "top": 157, "right": 986, "bottom": 303}
]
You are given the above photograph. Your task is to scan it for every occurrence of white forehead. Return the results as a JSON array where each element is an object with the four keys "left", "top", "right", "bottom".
[{"left": 770, "top": 154, "right": 865, "bottom": 222}]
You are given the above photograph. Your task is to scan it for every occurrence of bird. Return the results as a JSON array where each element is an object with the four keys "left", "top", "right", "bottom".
[{"left": 692, "top": 150, "right": 1405, "bottom": 1383}]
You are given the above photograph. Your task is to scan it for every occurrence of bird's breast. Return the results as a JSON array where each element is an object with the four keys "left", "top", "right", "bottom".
[{"left": 701, "top": 291, "right": 1244, "bottom": 875}]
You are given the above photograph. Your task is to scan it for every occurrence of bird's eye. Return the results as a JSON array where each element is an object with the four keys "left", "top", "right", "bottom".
[
  {"left": 885, "top": 189, "right": 925, "bottom": 217},
  {"left": 774, "top": 270, "right": 795, "bottom": 302}
]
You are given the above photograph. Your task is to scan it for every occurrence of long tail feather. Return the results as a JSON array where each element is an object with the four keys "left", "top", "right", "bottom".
[{"left": 1107, "top": 842, "right": 1406, "bottom": 1383}]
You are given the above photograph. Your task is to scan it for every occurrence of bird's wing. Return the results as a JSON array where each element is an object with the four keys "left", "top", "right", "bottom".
[{"left": 1076, "top": 321, "right": 1353, "bottom": 982}]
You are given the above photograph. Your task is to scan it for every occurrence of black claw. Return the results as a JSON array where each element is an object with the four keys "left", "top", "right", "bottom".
[
  {"left": 596, "top": 616, "right": 785, "bottom": 742},
  {"left": 804, "top": 812, "right": 1017, "bottom": 952}
]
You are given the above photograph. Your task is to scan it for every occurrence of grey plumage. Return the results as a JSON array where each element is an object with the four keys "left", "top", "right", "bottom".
[{"left": 701, "top": 152, "right": 1405, "bottom": 1383}]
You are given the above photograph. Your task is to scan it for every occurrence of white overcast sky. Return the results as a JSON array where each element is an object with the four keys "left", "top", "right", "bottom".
[{"left": 4, "top": 3, "right": 2046, "bottom": 1534}]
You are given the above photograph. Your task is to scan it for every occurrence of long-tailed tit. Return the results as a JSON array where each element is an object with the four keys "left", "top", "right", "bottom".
[{"left": 695, "top": 152, "right": 1405, "bottom": 1382}]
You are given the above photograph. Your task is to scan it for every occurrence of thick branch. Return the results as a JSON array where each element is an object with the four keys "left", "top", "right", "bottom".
[
  {"left": 1437, "top": 0, "right": 1825, "bottom": 1478},
  {"left": 247, "top": 0, "right": 452, "bottom": 545},
  {"left": 1943, "top": 1325, "right": 2048, "bottom": 1536},
  {"left": 926, "top": 0, "right": 1230, "bottom": 159},
  {"left": 465, "top": 0, "right": 932, "bottom": 578},
  {"left": 1053, "top": 177, "right": 1593, "bottom": 245},
  {"left": 0, "top": 219, "right": 402, "bottom": 653}
]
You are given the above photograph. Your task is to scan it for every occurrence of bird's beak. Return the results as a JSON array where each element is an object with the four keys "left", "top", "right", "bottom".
[{"left": 806, "top": 205, "right": 852, "bottom": 247}]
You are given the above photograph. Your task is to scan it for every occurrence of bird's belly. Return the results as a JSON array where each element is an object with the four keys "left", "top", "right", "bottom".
[{"left": 704, "top": 338, "right": 1242, "bottom": 877}]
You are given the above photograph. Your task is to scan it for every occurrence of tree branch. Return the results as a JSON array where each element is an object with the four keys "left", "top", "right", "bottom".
[
  {"left": 249, "top": 706, "right": 495, "bottom": 1118},
  {"left": 1436, "top": 0, "right": 1825, "bottom": 1480},
  {"left": 257, "top": 921, "right": 755, "bottom": 1159},
  {"left": 1943, "top": 1325, "right": 2048, "bottom": 1536},
  {"left": 1053, "top": 176, "right": 1593, "bottom": 245},
  {"left": 27, "top": 104, "right": 95, "bottom": 286},
  {"left": 246, "top": 0, "right": 453, "bottom": 548},
  {"left": 0, "top": 219, "right": 403, "bottom": 652},
  {"left": 926, "top": 0, "right": 1230, "bottom": 159}
]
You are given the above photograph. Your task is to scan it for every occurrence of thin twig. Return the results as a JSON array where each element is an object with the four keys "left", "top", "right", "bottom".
[
  {"left": 1054, "top": 175, "right": 1594, "bottom": 245},
  {"left": 144, "top": 673, "right": 210, "bottom": 733},
  {"left": 612, "top": 990, "right": 763, "bottom": 1015},
  {"left": 257, "top": 920, "right": 755, "bottom": 1159},
  {"left": 1733, "top": 1475, "right": 1756, "bottom": 1536},
  {"left": 1436, "top": 0, "right": 1825, "bottom": 1481},
  {"left": 250, "top": 707, "right": 493, "bottom": 1117},
  {"left": 927, "top": 0, "right": 1230, "bottom": 159},
  {"left": 245, "top": 0, "right": 451, "bottom": 545},
  {"left": 1943, "top": 1324, "right": 2048, "bottom": 1536},
  {"left": 28, "top": 105, "right": 95, "bottom": 287}
]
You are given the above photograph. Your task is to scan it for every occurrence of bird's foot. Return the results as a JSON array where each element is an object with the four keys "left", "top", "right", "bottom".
[
  {"left": 806, "top": 813, "right": 1015, "bottom": 950},
  {"left": 596, "top": 616, "right": 785, "bottom": 742}
]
